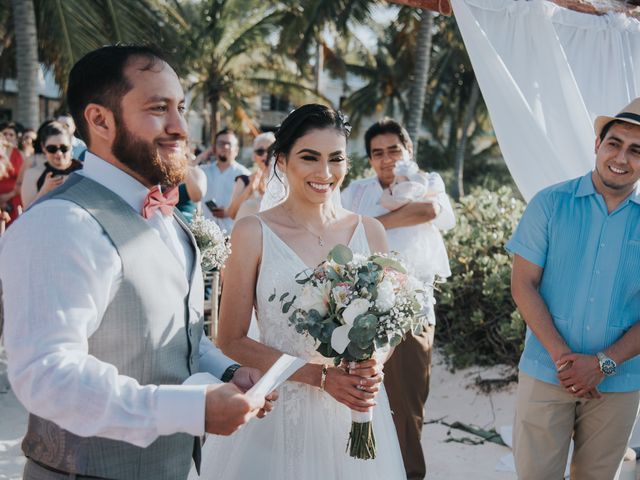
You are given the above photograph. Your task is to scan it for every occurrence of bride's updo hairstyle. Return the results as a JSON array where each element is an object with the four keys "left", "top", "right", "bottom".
[{"left": 270, "top": 103, "right": 352, "bottom": 163}]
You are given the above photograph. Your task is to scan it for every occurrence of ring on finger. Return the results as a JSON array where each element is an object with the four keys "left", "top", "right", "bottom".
[{"left": 570, "top": 386, "right": 577, "bottom": 393}]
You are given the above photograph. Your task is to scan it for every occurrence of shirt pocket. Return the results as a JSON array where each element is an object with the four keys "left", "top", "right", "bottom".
[
  {"left": 550, "top": 312, "right": 570, "bottom": 334},
  {"left": 609, "top": 240, "right": 640, "bottom": 328}
]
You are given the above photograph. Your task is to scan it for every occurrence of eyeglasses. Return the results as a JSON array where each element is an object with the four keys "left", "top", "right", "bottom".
[
  {"left": 254, "top": 148, "right": 268, "bottom": 156},
  {"left": 45, "top": 144, "right": 70, "bottom": 154}
]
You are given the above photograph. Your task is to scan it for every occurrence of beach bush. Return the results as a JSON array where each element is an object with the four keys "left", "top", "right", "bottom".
[{"left": 435, "top": 186, "right": 526, "bottom": 369}]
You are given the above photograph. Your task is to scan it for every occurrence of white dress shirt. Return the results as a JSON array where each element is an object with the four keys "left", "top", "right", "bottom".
[
  {"left": 342, "top": 175, "right": 456, "bottom": 325},
  {"left": 341, "top": 175, "right": 455, "bottom": 232},
  {"left": 0, "top": 152, "right": 234, "bottom": 447},
  {"left": 200, "top": 161, "right": 250, "bottom": 233}
]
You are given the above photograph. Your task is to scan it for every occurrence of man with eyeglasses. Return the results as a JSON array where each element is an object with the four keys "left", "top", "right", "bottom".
[
  {"left": 225, "top": 132, "right": 275, "bottom": 223},
  {"left": 341, "top": 118, "right": 455, "bottom": 480},
  {"left": 200, "top": 128, "right": 250, "bottom": 233}
]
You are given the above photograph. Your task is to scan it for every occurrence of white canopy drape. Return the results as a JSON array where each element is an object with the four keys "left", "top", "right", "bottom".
[{"left": 451, "top": 0, "right": 640, "bottom": 201}]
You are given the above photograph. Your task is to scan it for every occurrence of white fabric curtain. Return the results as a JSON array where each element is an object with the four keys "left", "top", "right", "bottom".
[{"left": 451, "top": 0, "right": 640, "bottom": 201}]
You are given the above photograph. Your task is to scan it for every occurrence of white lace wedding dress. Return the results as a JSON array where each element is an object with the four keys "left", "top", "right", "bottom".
[{"left": 190, "top": 216, "right": 406, "bottom": 479}]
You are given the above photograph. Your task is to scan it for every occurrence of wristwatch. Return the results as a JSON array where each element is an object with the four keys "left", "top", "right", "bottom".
[
  {"left": 596, "top": 352, "right": 617, "bottom": 376},
  {"left": 221, "top": 363, "right": 242, "bottom": 382}
]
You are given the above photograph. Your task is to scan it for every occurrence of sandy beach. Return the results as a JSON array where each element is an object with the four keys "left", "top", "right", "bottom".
[{"left": 0, "top": 348, "right": 637, "bottom": 479}]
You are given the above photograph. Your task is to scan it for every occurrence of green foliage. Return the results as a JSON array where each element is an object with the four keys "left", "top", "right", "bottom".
[
  {"left": 342, "top": 152, "right": 373, "bottom": 189},
  {"left": 435, "top": 187, "right": 526, "bottom": 369},
  {"left": 1, "top": 0, "right": 180, "bottom": 92}
]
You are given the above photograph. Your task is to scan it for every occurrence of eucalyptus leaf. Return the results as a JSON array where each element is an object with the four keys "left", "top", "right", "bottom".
[
  {"left": 328, "top": 244, "right": 353, "bottom": 265},
  {"left": 316, "top": 342, "right": 337, "bottom": 358},
  {"left": 389, "top": 333, "right": 403, "bottom": 347},
  {"left": 319, "top": 322, "right": 337, "bottom": 344},
  {"left": 372, "top": 257, "right": 407, "bottom": 274},
  {"left": 347, "top": 342, "right": 374, "bottom": 361},
  {"left": 283, "top": 298, "right": 296, "bottom": 314}
]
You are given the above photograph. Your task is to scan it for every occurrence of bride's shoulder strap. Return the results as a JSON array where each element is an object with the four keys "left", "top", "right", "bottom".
[{"left": 359, "top": 215, "right": 388, "bottom": 254}]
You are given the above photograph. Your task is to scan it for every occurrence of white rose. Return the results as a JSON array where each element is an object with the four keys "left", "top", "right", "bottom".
[
  {"left": 342, "top": 298, "right": 371, "bottom": 326},
  {"left": 375, "top": 278, "right": 396, "bottom": 312},
  {"left": 297, "top": 282, "right": 329, "bottom": 317},
  {"left": 331, "top": 298, "right": 371, "bottom": 354}
]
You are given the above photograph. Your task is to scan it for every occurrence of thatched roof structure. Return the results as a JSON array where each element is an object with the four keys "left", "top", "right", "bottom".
[{"left": 389, "top": 0, "right": 640, "bottom": 17}]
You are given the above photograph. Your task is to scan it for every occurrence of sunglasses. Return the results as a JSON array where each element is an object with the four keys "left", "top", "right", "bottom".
[
  {"left": 45, "top": 144, "right": 70, "bottom": 154},
  {"left": 254, "top": 148, "right": 268, "bottom": 156}
]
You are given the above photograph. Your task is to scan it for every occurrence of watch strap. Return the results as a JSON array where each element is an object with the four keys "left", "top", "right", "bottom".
[{"left": 221, "top": 363, "right": 242, "bottom": 382}]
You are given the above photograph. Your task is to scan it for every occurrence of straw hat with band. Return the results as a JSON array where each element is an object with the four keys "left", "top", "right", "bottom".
[{"left": 594, "top": 97, "right": 640, "bottom": 139}]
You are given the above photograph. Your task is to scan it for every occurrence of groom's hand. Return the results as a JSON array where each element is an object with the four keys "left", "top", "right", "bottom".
[
  {"left": 204, "top": 384, "right": 261, "bottom": 435},
  {"left": 229, "top": 366, "right": 261, "bottom": 392},
  {"left": 230, "top": 367, "right": 279, "bottom": 418}
]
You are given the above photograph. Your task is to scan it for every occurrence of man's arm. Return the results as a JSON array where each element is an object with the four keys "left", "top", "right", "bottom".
[
  {"left": 556, "top": 321, "right": 640, "bottom": 397},
  {"left": 429, "top": 173, "right": 456, "bottom": 231},
  {"left": 1, "top": 202, "right": 259, "bottom": 445},
  {"left": 511, "top": 255, "right": 571, "bottom": 364},
  {"left": 376, "top": 201, "right": 438, "bottom": 229},
  {"left": 604, "top": 322, "right": 640, "bottom": 365}
]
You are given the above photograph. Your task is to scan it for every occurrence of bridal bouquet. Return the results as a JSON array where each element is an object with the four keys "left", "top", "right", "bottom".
[
  {"left": 189, "top": 214, "right": 231, "bottom": 271},
  {"left": 271, "top": 244, "right": 431, "bottom": 460}
]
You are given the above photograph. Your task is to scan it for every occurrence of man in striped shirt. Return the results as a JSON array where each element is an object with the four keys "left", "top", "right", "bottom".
[{"left": 507, "top": 98, "right": 640, "bottom": 480}]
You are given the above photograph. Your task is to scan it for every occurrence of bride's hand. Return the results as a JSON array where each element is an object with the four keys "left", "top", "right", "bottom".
[
  {"left": 323, "top": 364, "right": 382, "bottom": 413},
  {"left": 341, "top": 358, "right": 385, "bottom": 378}
]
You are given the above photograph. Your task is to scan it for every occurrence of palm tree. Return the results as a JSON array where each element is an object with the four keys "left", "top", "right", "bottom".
[
  {"left": 2, "top": 0, "right": 179, "bottom": 127},
  {"left": 9, "top": 0, "right": 38, "bottom": 128},
  {"left": 277, "top": 0, "right": 382, "bottom": 90},
  {"left": 405, "top": 8, "right": 433, "bottom": 157},
  {"left": 322, "top": 17, "right": 416, "bottom": 130},
  {"left": 170, "top": 0, "right": 322, "bottom": 141},
  {"left": 421, "top": 16, "right": 497, "bottom": 198}
]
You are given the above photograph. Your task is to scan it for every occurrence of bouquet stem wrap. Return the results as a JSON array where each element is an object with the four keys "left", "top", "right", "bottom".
[{"left": 347, "top": 361, "right": 376, "bottom": 460}]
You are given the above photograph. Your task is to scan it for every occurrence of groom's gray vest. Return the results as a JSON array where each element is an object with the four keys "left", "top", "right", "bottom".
[{"left": 21, "top": 174, "right": 204, "bottom": 479}]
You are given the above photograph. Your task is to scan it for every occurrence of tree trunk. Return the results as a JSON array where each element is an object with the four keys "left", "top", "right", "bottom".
[
  {"left": 11, "top": 0, "right": 39, "bottom": 129},
  {"left": 315, "top": 40, "right": 324, "bottom": 94},
  {"left": 452, "top": 78, "right": 480, "bottom": 200},
  {"left": 209, "top": 95, "right": 220, "bottom": 144},
  {"left": 405, "top": 9, "right": 433, "bottom": 159}
]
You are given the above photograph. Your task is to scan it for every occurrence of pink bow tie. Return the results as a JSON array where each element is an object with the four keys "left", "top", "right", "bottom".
[{"left": 142, "top": 186, "right": 179, "bottom": 219}]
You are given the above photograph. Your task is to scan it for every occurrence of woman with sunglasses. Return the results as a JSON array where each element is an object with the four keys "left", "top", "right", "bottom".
[
  {"left": 21, "top": 122, "right": 82, "bottom": 208},
  {"left": 226, "top": 131, "right": 275, "bottom": 221}
]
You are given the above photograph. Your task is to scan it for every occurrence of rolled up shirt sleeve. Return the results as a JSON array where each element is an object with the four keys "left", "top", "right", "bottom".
[
  {"left": 429, "top": 173, "right": 456, "bottom": 232},
  {"left": 506, "top": 190, "right": 552, "bottom": 267},
  {"left": 0, "top": 201, "right": 208, "bottom": 447}
]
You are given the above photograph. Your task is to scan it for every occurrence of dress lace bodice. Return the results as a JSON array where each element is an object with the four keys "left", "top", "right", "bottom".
[{"left": 255, "top": 216, "right": 369, "bottom": 361}]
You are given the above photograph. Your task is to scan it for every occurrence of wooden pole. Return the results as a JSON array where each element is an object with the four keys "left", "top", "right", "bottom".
[
  {"left": 209, "top": 271, "right": 220, "bottom": 343},
  {"left": 388, "top": 0, "right": 640, "bottom": 18}
]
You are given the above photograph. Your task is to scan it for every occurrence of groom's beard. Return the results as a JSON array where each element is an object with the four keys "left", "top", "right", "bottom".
[{"left": 112, "top": 120, "right": 188, "bottom": 187}]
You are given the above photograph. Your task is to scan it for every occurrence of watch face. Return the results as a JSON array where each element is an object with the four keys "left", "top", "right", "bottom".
[{"left": 601, "top": 359, "right": 616, "bottom": 376}]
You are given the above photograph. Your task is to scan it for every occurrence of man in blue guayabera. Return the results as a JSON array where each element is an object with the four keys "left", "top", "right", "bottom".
[{"left": 507, "top": 98, "right": 640, "bottom": 480}]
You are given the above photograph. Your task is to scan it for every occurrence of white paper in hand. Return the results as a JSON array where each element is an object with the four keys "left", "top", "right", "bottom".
[{"left": 247, "top": 354, "right": 305, "bottom": 399}]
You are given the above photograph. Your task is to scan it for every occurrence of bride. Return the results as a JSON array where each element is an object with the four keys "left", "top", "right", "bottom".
[{"left": 193, "top": 104, "right": 406, "bottom": 479}]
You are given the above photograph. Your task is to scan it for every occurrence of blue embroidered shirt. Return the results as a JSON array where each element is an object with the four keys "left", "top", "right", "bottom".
[{"left": 506, "top": 172, "right": 640, "bottom": 392}]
